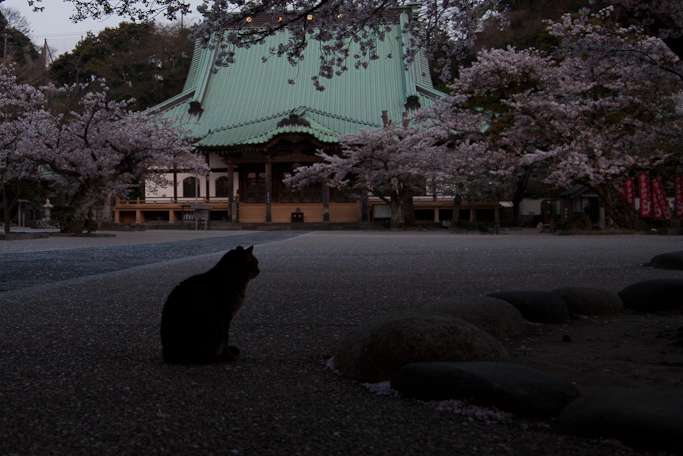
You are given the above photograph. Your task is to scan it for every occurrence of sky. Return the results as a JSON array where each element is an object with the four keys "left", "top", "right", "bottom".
[{"left": 1, "top": 0, "right": 203, "bottom": 57}]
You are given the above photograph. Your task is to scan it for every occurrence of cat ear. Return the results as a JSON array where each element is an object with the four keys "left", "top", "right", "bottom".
[
  {"left": 236, "top": 246, "right": 244, "bottom": 251},
  {"left": 245, "top": 246, "right": 254, "bottom": 255}
]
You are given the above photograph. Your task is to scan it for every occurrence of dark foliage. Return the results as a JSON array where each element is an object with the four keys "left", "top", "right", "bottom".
[{"left": 49, "top": 21, "right": 194, "bottom": 110}]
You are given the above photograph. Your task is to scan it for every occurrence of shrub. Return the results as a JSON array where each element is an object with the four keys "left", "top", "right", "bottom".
[{"left": 50, "top": 205, "right": 74, "bottom": 233}]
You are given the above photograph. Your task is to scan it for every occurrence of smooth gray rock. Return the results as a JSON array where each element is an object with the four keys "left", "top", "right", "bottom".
[
  {"left": 486, "top": 290, "right": 570, "bottom": 323},
  {"left": 618, "top": 279, "right": 683, "bottom": 312},
  {"left": 550, "top": 287, "right": 623, "bottom": 316},
  {"left": 558, "top": 389, "right": 683, "bottom": 453},
  {"left": 421, "top": 296, "right": 526, "bottom": 340},
  {"left": 646, "top": 251, "right": 683, "bottom": 270},
  {"left": 333, "top": 310, "right": 511, "bottom": 383},
  {"left": 391, "top": 361, "right": 580, "bottom": 418}
]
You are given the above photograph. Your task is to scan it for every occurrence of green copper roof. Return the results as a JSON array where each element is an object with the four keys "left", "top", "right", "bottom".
[{"left": 152, "top": 18, "right": 445, "bottom": 148}]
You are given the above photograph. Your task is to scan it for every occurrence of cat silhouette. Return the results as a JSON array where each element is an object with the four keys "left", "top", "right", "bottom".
[{"left": 160, "top": 246, "right": 259, "bottom": 364}]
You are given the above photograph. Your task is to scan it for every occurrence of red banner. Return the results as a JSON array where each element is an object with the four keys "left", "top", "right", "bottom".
[
  {"left": 638, "top": 173, "right": 651, "bottom": 218},
  {"left": 675, "top": 176, "right": 683, "bottom": 218},
  {"left": 652, "top": 177, "right": 672, "bottom": 220},
  {"left": 622, "top": 178, "right": 635, "bottom": 207}
]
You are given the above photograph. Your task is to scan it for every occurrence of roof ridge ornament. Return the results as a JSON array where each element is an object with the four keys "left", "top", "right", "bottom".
[
  {"left": 188, "top": 101, "right": 204, "bottom": 116},
  {"left": 277, "top": 113, "right": 311, "bottom": 128}
]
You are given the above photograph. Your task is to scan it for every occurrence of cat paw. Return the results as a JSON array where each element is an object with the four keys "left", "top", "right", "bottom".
[
  {"left": 222, "top": 353, "right": 237, "bottom": 362},
  {"left": 228, "top": 345, "right": 240, "bottom": 356}
]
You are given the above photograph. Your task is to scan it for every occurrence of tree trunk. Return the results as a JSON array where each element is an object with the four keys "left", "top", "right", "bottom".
[
  {"left": 2, "top": 184, "right": 19, "bottom": 235},
  {"left": 494, "top": 199, "right": 501, "bottom": 235},
  {"left": 402, "top": 188, "right": 415, "bottom": 228},
  {"left": 593, "top": 184, "right": 648, "bottom": 231},
  {"left": 511, "top": 166, "right": 533, "bottom": 227},
  {"left": 451, "top": 195, "right": 462, "bottom": 227},
  {"left": 69, "top": 189, "right": 101, "bottom": 234},
  {"left": 390, "top": 193, "right": 402, "bottom": 229},
  {"left": 470, "top": 198, "right": 478, "bottom": 225},
  {"left": 3, "top": 188, "right": 11, "bottom": 235},
  {"left": 70, "top": 205, "right": 88, "bottom": 234},
  {"left": 512, "top": 184, "right": 526, "bottom": 227},
  {"left": 100, "top": 192, "right": 115, "bottom": 227}
]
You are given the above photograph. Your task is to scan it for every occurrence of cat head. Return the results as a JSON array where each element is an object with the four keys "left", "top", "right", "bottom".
[{"left": 221, "top": 245, "right": 260, "bottom": 280}]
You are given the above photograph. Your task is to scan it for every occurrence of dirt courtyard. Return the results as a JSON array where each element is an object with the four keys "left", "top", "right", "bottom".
[
  {"left": 2, "top": 229, "right": 683, "bottom": 455},
  {"left": 502, "top": 309, "right": 683, "bottom": 395}
]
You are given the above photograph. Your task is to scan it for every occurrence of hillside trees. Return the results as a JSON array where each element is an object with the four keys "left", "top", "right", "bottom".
[
  {"left": 49, "top": 22, "right": 195, "bottom": 110},
  {"left": 0, "top": 6, "right": 43, "bottom": 84}
]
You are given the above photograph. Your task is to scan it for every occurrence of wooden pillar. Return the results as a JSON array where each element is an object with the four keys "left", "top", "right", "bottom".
[
  {"left": 139, "top": 177, "right": 146, "bottom": 201},
  {"left": 135, "top": 210, "right": 142, "bottom": 223},
  {"left": 433, "top": 190, "right": 439, "bottom": 222},
  {"left": 172, "top": 165, "right": 178, "bottom": 202},
  {"left": 227, "top": 161, "right": 236, "bottom": 223},
  {"left": 169, "top": 210, "right": 176, "bottom": 223},
  {"left": 322, "top": 182, "right": 330, "bottom": 222},
  {"left": 265, "top": 158, "right": 272, "bottom": 223},
  {"left": 205, "top": 152, "right": 211, "bottom": 201},
  {"left": 114, "top": 209, "right": 120, "bottom": 223}
]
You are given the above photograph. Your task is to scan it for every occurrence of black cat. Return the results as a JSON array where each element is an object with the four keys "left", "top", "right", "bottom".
[{"left": 160, "top": 246, "right": 260, "bottom": 364}]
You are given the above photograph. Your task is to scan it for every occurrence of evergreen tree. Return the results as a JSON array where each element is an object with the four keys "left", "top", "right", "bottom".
[{"left": 49, "top": 22, "right": 194, "bottom": 110}]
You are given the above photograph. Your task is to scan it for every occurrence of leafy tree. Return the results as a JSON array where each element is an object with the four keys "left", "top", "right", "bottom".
[
  {"left": 0, "top": 6, "right": 42, "bottom": 84},
  {"left": 22, "top": 80, "right": 207, "bottom": 233},
  {"left": 0, "top": 63, "right": 46, "bottom": 234},
  {"left": 0, "top": 5, "right": 33, "bottom": 37},
  {"left": 49, "top": 22, "right": 194, "bottom": 110}
]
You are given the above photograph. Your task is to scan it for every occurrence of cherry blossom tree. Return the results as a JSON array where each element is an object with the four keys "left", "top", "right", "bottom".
[
  {"left": 285, "top": 118, "right": 443, "bottom": 228},
  {"left": 609, "top": 0, "right": 683, "bottom": 59},
  {"left": 416, "top": 48, "right": 554, "bottom": 231},
  {"left": 0, "top": 64, "right": 46, "bottom": 234},
  {"left": 519, "top": 9, "right": 682, "bottom": 229},
  {"left": 24, "top": 81, "right": 207, "bottom": 233},
  {"left": 418, "top": 7, "right": 682, "bottom": 230}
]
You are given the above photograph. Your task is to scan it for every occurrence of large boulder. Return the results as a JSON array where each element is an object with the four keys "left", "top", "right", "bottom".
[
  {"left": 333, "top": 310, "right": 510, "bottom": 383},
  {"left": 646, "top": 251, "right": 683, "bottom": 270},
  {"left": 422, "top": 296, "right": 526, "bottom": 340},
  {"left": 391, "top": 362, "right": 580, "bottom": 418},
  {"left": 550, "top": 287, "right": 623, "bottom": 316},
  {"left": 486, "top": 290, "right": 570, "bottom": 323},
  {"left": 618, "top": 279, "right": 683, "bottom": 312},
  {"left": 558, "top": 389, "right": 683, "bottom": 453}
]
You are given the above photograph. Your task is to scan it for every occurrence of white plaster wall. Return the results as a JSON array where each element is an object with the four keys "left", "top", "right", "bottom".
[
  {"left": 208, "top": 152, "right": 226, "bottom": 168},
  {"left": 520, "top": 199, "right": 544, "bottom": 216},
  {"left": 145, "top": 171, "right": 239, "bottom": 199}
]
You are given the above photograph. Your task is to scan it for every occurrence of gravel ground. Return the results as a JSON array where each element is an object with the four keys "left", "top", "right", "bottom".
[
  {"left": 0, "top": 231, "right": 303, "bottom": 292},
  {"left": 1, "top": 229, "right": 682, "bottom": 455}
]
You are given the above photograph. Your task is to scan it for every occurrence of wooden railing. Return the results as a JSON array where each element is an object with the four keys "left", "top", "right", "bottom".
[{"left": 115, "top": 197, "right": 231, "bottom": 205}]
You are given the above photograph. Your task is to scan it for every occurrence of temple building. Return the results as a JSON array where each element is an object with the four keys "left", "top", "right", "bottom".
[{"left": 113, "top": 9, "right": 451, "bottom": 226}]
